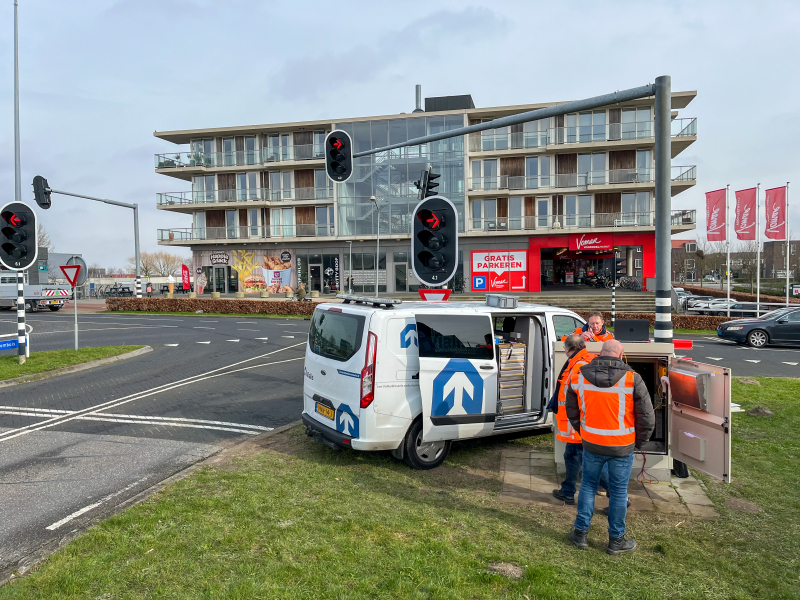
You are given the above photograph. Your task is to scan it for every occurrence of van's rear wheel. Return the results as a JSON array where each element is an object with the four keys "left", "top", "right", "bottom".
[{"left": 403, "top": 418, "right": 450, "bottom": 470}]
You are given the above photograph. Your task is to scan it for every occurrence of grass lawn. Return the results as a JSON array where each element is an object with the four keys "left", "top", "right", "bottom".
[
  {"left": 0, "top": 346, "right": 144, "bottom": 382},
  {"left": 1, "top": 378, "right": 798, "bottom": 599}
]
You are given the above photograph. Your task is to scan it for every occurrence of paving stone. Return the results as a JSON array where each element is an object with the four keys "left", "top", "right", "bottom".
[
  {"left": 671, "top": 476, "right": 702, "bottom": 491},
  {"left": 502, "top": 482, "right": 532, "bottom": 496},
  {"left": 530, "top": 489, "right": 565, "bottom": 506},
  {"left": 627, "top": 482, "right": 651, "bottom": 498},
  {"left": 530, "top": 458, "right": 554, "bottom": 467},
  {"left": 528, "top": 451, "right": 554, "bottom": 460},
  {"left": 531, "top": 473, "right": 558, "bottom": 488},
  {"left": 679, "top": 492, "right": 714, "bottom": 506},
  {"left": 687, "top": 503, "right": 718, "bottom": 518},
  {"left": 653, "top": 500, "right": 690, "bottom": 515},
  {"left": 628, "top": 497, "right": 656, "bottom": 512},
  {"left": 504, "top": 472, "right": 531, "bottom": 487},
  {"left": 503, "top": 450, "right": 532, "bottom": 459},
  {"left": 645, "top": 485, "right": 681, "bottom": 503},
  {"left": 503, "top": 460, "right": 531, "bottom": 476},
  {"left": 531, "top": 465, "right": 557, "bottom": 477}
]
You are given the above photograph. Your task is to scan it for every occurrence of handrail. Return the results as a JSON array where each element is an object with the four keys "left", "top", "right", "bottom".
[
  {"left": 158, "top": 224, "right": 336, "bottom": 241},
  {"left": 157, "top": 187, "right": 334, "bottom": 205}
]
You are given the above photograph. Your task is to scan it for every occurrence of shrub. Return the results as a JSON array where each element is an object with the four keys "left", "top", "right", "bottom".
[
  {"left": 106, "top": 298, "right": 317, "bottom": 315},
  {"left": 574, "top": 310, "right": 730, "bottom": 330},
  {"left": 681, "top": 285, "right": 798, "bottom": 304}
]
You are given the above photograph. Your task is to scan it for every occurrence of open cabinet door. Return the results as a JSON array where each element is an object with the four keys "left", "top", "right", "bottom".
[
  {"left": 669, "top": 358, "right": 732, "bottom": 483},
  {"left": 416, "top": 313, "right": 498, "bottom": 443}
]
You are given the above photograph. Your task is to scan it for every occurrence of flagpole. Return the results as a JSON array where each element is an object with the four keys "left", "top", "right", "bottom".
[
  {"left": 726, "top": 184, "right": 731, "bottom": 317},
  {"left": 756, "top": 183, "right": 761, "bottom": 315},
  {"left": 787, "top": 182, "right": 791, "bottom": 307}
]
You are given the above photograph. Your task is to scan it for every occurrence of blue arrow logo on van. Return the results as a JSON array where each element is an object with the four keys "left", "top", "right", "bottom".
[
  {"left": 335, "top": 403, "right": 359, "bottom": 438},
  {"left": 432, "top": 359, "right": 484, "bottom": 416},
  {"left": 400, "top": 323, "right": 418, "bottom": 348}
]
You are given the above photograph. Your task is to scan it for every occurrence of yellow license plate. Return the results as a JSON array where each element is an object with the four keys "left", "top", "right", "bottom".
[{"left": 315, "top": 403, "right": 335, "bottom": 420}]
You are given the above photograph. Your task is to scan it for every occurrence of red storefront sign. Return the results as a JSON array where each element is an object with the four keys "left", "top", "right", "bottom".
[
  {"left": 568, "top": 233, "right": 614, "bottom": 251},
  {"left": 470, "top": 250, "right": 528, "bottom": 292}
]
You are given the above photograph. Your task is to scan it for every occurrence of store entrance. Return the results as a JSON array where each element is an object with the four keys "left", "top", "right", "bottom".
[
  {"left": 309, "top": 265, "right": 322, "bottom": 292},
  {"left": 540, "top": 249, "right": 613, "bottom": 288}
]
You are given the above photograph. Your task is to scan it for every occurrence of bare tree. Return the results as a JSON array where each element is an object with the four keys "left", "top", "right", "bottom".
[
  {"left": 37, "top": 223, "right": 55, "bottom": 253},
  {"left": 736, "top": 241, "right": 760, "bottom": 293},
  {"left": 87, "top": 263, "right": 106, "bottom": 278},
  {"left": 127, "top": 252, "right": 157, "bottom": 277},
  {"left": 152, "top": 252, "right": 184, "bottom": 277}
]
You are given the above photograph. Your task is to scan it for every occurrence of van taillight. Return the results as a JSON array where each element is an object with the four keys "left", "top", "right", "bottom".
[{"left": 360, "top": 332, "right": 378, "bottom": 409}]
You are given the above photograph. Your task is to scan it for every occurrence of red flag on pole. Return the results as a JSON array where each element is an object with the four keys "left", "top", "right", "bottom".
[
  {"left": 181, "top": 264, "right": 191, "bottom": 289},
  {"left": 705, "top": 189, "right": 726, "bottom": 241},
  {"left": 764, "top": 186, "right": 787, "bottom": 240},
  {"left": 734, "top": 187, "right": 757, "bottom": 240}
]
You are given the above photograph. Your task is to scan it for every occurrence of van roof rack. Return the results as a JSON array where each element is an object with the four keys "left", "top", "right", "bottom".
[{"left": 336, "top": 294, "right": 402, "bottom": 309}]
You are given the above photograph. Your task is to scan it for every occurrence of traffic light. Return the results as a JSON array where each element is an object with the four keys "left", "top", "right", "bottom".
[
  {"left": 615, "top": 257, "right": 627, "bottom": 277},
  {"left": 413, "top": 167, "right": 441, "bottom": 200},
  {"left": 411, "top": 195, "right": 458, "bottom": 287},
  {"left": 32, "top": 175, "right": 51, "bottom": 209},
  {"left": 0, "top": 202, "right": 38, "bottom": 271},
  {"left": 324, "top": 130, "right": 353, "bottom": 183}
]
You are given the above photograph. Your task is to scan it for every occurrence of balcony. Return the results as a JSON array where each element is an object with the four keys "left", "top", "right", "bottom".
[
  {"left": 467, "top": 166, "right": 695, "bottom": 194},
  {"left": 157, "top": 187, "right": 334, "bottom": 207},
  {"left": 154, "top": 145, "right": 325, "bottom": 170},
  {"left": 465, "top": 209, "right": 696, "bottom": 233},
  {"left": 158, "top": 224, "right": 336, "bottom": 243},
  {"left": 469, "top": 118, "right": 697, "bottom": 153}
]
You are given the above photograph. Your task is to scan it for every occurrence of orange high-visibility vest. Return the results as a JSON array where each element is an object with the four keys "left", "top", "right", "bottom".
[
  {"left": 570, "top": 369, "right": 636, "bottom": 448},
  {"left": 560, "top": 327, "right": 614, "bottom": 343},
  {"left": 555, "top": 348, "right": 596, "bottom": 443}
]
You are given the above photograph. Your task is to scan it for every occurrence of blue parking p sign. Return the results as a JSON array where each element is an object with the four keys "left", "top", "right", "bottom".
[{"left": 473, "top": 275, "right": 487, "bottom": 290}]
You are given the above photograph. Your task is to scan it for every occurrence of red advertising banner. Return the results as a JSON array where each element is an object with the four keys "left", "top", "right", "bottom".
[
  {"left": 734, "top": 188, "right": 757, "bottom": 241},
  {"left": 705, "top": 188, "right": 726, "bottom": 242},
  {"left": 764, "top": 186, "right": 787, "bottom": 240},
  {"left": 470, "top": 250, "right": 528, "bottom": 292},
  {"left": 181, "top": 264, "right": 191, "bottom": 289},
  {"left": 568, "top": 232, "right": 613, "bottom": 251}
]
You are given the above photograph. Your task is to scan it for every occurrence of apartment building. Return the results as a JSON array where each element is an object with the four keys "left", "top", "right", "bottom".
[
  {"left": 763, "top": 240, "right": 798, "bottom": 279},
  {"left": 154, "top": 89, "right": 698, "bottom": 295}
]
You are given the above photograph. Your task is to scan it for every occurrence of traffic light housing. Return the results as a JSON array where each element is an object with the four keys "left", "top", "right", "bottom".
[
  {"left": 32, "top": 175, "right": 51, "bottom": 209},
  {"left": 0, "top": 202, "right": 38, "bottom": 271},
  {"left": 412, "top": 195, "right": 458, "bottom": 287},
  {"left": 414, "top": 166, "right": 441, "bottom": 200},
  {"left": 324, "top": 130, "right": 353, "bottom": 183},
  {"left": 615, "top": 257, "right": 627, "bottom": 277}
]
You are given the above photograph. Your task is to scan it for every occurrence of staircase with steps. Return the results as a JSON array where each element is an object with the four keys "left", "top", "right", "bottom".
[{"left": 526, "top": 294, "right": 656, "bottom": 313}]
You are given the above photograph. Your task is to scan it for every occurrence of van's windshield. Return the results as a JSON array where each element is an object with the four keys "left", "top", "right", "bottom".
[{"left": 309, "top": 309, "right": 366, "bottom": 362}]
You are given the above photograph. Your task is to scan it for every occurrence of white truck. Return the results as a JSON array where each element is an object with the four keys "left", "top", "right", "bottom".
[
  {"left": 302, "top": 294, "right": 731, "bottom": 484},
  {"left": 0, "top": 284, "right": 71, "bottom": 312}
]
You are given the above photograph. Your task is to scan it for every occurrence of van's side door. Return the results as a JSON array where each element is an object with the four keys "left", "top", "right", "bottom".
[
  {"left": 415, "top": 313, "right": 498, "bottom": 443},
  {"left": 668, "top": 358, "right": 732, "bottom": 483}
]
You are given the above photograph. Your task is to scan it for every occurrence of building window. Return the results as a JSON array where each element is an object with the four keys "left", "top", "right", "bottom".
[
  {"left": 537, "top": 198, "right": 549, "bottom": 228},
  {"left": 684, "top": 242, "right": 697, "bottom": 253},
  {"left": 525, "top": 156, "right": 538, "bottom": 189},
  {"left": 193, "top": 175, "right": 215, "bottom": 203},
  {"left": 635, "top": 258, "right": 642, "bottom": 269},
  {"left": 271, "top": 207, "right": 293, "bottom": 237},
  {"left": 244, "top": 136, "right": 256, "bottom": 165},
  {"left": 236, "top": 172, "right": 257, "bottom": 200},
  {"left": 191, "top": 139, "right": 214, "bottom": 166},
  {"left": 222, "top": 138, "right": 235, "bottom": 166},
  {"left": 248, "top": 208, "right": 259, "bottom": 237},
  {"left": 226, "top": 210, "right": 237, "bottom": 239},
  {"left": 684, "top": 258, "right": 695, "bottom": 270}
]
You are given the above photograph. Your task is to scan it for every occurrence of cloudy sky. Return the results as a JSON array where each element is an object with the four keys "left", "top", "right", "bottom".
[{"left": 0, "top": 0, "right": 797, "bottom": 268}]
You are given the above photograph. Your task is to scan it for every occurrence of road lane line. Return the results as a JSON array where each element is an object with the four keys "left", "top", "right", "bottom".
[
  {"left": 227, "top": 339, "right": 240, "bottom": 342},
  {"left": 75, "top": 416, "right": 264, "bottom": 435},
  {"left": 165, "top": 344, "right": 179, "bottom": 347},
  {"left": 46, "top": 476, "right": 149, "bottom": 531},
  {"left": 0, "top": 343, "right": 306, "bottom": 442},
  {"left": 255, "top": 337, "right": 269, "bottom": 340},
  {"left": 196, "top": 341, "right": 211, "bottom": 344},
  {"left": 237, "top": 322, "right": 257, "bottom": 324},
  {"left": 282, "top": 336, "right": 295, "bottom": 338},
  {"left": 705, "top": 357, "right": 723, "bottom": 361},
  {"left": 194, "top": 326, "right": 215, "bottom": 330},
  {"left": 238, "top": 329, "right": 260, "bottom": 331},
  {"left": 784, "top": 362, "right": 799, "bottom": 366},
  {"left": 744, "top": 360, "right": 761, "bottom": 363}
]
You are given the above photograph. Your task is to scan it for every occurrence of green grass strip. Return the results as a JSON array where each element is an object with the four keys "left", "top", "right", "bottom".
[{"left": 0, "top": 346, "right": 144, "bottom": 382}]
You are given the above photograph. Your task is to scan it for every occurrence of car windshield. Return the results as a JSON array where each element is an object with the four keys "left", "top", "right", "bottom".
[{"left": 756, "top": 309, "right": 792, "bottom": 320}]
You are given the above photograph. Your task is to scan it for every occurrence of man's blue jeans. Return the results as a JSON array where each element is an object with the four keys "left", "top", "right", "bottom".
[
  {"left": 559, "top": 442, "right": 609, "bottom": 500},
  {"left": 574, "top": 449, "right": 634, "bottom": 539}
]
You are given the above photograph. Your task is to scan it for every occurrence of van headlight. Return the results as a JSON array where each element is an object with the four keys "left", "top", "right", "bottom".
[{"left": 726, "top": 326, "right": 743, "bottom": 331}]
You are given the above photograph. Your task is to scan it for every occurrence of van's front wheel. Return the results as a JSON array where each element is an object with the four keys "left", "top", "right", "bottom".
[{"left": 403, "top": 418, "right": 450, "bottom": 470}]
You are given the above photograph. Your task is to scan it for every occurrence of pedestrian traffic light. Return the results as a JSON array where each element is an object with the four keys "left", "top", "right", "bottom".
[
  {"left": 324, "top": 130, "right": 353, "bottom": 183},
  {"left": 412, "top": 195, "right": 458, "bottom": 287},
  {"left": 32, "top": 175, "right": 51, "bottom": 209},
  {"left": 615, "top": 257, "right": 627, "bottom": 277},
  {"left": 414, "top": 167, "right": 441, "bottom": 200},
  {"left": 0, "top": 202, "right": 37, "bottom": 271}
]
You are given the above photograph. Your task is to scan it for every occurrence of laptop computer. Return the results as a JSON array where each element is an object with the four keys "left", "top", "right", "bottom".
[{"left": 614, "top": 319, "right": 650, "bottom": 342}]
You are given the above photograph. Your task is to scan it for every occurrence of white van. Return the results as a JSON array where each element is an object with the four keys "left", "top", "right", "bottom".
[{"left": 302, "top": 295, "right": 732, "bottom": 483}]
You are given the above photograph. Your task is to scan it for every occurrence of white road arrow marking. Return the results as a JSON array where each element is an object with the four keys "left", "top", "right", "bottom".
[
  {"left": 705, "top": 357, "right": 723, "bottom": 361},
  {"left": 227, "top": 339, "right": 240, "bottom": 342},
  {"left": 339, "top": 411, "right": 355, "bottom": 435},
  {"left": 282, "top": 336, "right": 295, "bottom": 338},
  {"left": 194, "top": 326, "right": 215, "bottom": 330},
  {"left": 783, "top": 362, "right": 799, "bottom": 366},
  {"left": 744, "top": 360, "right": 761, "bottom": 363},
  {"left": 255, "top": 337, "right": 269, "bottom": 340},
  {"left": 196, "top": 341, "right": 211, "bottom": 344},
  {"left": 164, "top": 344, "right": 179, "bottom": 347},
  {"left": 442, "top": 372, "right": 475, "bottom": 415}
]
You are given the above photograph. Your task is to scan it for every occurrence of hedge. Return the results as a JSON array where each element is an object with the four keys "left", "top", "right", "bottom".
[
  {"left": 106, "top": 297, "right": 317, "bottom": 315},
  {"left": 680, "top": 285, "right": 799, "bottom": 304},
  {"left": 574, "top": 310, "right": 729, "bottom": 330}
]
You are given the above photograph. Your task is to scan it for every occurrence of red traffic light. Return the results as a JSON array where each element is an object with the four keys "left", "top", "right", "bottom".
[
  {"left": 417, "top": 209, "right": 443, "bottom": 230},
  {"left": 2, "top": 211, "right": 25, "bottom": 227},
  {"left": 331, "top": 137, "right": 343, "bottom": 150}
]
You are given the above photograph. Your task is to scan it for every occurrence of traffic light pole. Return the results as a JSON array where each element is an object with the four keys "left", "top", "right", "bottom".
[
  {"left": 49, "top": 190, "right": 142, "bottom": 298},
  {"left": 17, "top": 272, "right": 25, "bottom": 365},
  {"left": 14, "top": 1, "right": 24, "bottom": 365}
]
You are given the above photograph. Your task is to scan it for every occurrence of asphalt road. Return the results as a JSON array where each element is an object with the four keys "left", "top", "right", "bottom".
[
  {"left": 0, "top": 312, "right": 309, "bottom": 576},
  {"left": 672, "top": 334, "right": 800, "bottom": 377}
]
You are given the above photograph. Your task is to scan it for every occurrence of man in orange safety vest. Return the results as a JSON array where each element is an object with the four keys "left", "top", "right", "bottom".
[{"left": 565, "top": 339, "right": 654, "bottom": 556}]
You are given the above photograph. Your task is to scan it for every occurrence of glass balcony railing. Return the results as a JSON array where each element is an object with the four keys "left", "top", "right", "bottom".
[
  {"left": 154, "top": 145, "right": 325, "bottom": 169},
  {"left": 469, "top": 118, "right": 696, "bottom": 152},
  {"left": 157, "top": 187, "right": 334, "bottom": 206},
  {"left": 158, "top": 223, "right": 337, "bottom": 242},
  {"left": 465, "top": 209, "right": 696, "bottom": 233}
]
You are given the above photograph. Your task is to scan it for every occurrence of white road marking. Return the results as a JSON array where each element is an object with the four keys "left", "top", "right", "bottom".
[
  {"left": 237, "top": 321, "right": 257, "bottom": 324},
  {"left": 194, "top": 326, "right": 215, "bottom": 330},
  {"left": 76, "top": 416, "right": 263, "bottom": 435},
  {"left": 0, "top": 343, "right": 306, "bottom": 442},
  {"left": 33, "top": 325, "right": 179, "bottom": 335},
  {"left": 705, "top": 357, "right": 723, "bottom": 361},
  {"left": 46, "top": 476, "right": 149, "bottom": 531},
  {"left": 783, "top": 362, "right": 799, "bottom": 366},
  {"left": 744, "top": 360, "right": 761, "bottom": 363},
  {"left": 196, "top": 341, "right": 211, "bottom": 344},
  {"left": 282, "top": 336, "right": 295, "bottom": 338},
  {"left": 227, "top": 339, "right": 240, "bottom": 342},
  {"left": 255, "top": 337, "right": 269, "bottom": 340},
  {"left": 165, "top": 344, "right": 179, "bottom": 347},
  {"left": 237, "top": 329, "right": 261, "bottom": 332}
]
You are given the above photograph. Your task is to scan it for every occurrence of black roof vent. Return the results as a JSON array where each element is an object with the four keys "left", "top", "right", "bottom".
[{"left": 424, "top": 95, "right": 475, "bottom": 112}]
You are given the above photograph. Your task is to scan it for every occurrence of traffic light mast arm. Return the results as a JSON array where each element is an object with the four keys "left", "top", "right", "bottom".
[
  {"left": 352, "top": 83, "right": 656, "bottom": 158},
  {"left": 49, "top": 189, "right": 142, "bottom": 297}
]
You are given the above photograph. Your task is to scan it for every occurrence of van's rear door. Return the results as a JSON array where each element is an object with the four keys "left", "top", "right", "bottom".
[
  {"left": 668, "top": 358, "right": 732, "bottom": 482},
  {"left": 415, "top": 313, "right": 498, "bottom": 443}
]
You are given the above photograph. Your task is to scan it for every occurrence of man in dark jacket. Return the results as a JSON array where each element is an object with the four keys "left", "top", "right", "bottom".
[{"left": 565, "top": 339, "right": 655, "bottom": 555}]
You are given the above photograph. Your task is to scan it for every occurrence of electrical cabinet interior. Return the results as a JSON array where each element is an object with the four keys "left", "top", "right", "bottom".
[{"left": 626, "top": 357, "right": 669, "bottom": 454}]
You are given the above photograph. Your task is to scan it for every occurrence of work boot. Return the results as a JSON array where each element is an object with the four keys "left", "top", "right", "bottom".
[
  {"left": 607, "top": 536, "right": 637, "bottom": 556},
  {"left": 552, "top": 489, "right": 575, "bottom": 505},
  {"left": 569, "top": 529, "right": 588, "bottom": 550}
]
